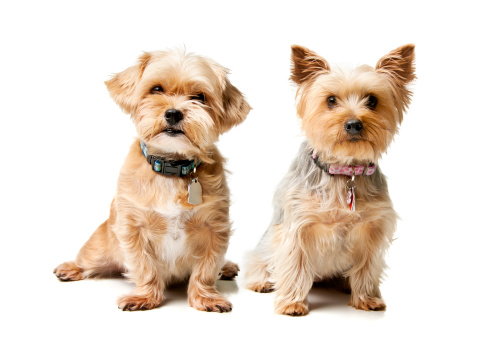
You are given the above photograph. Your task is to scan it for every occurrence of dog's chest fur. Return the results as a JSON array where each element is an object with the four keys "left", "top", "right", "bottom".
[
  {"left": 157, "top": 201, "right": 187, "bottom": 260},
  {"left": 117, "top": 142, "right": 228, "bottom": 281},
  {"left": 271, "top": 142, "right": 391, "bottom": 277},
  {"left": 120, "top": 168, "right": 195, "bottom": 273},
  {"left": 152, "top": 177, "right": 195, "bottom": 263}
]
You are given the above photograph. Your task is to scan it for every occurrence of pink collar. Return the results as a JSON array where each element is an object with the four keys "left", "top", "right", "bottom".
[{"left": 312, "top": 152, "right": 376, "bottom": 176}]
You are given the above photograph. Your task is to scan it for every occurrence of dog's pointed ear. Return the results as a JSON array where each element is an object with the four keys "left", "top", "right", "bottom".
[
  {"left": 376, "top": 44, "right": 416, "bottom": 122},
  {"left": 218, "top": 76, "right": 251, "bottom": 133},
  {"left": 290, "top": 45, "right": 330, "bottom": 85},
  {"left": 105, "top": 52, "right": 152, "bottom": 114}
]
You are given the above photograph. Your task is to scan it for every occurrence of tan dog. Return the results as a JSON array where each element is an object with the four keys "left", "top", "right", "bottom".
[
  {"left": 54, "top": 49, "right": 250, "bottom": 312},
  {"left": 245, "top": 44, "right": 415, "bottom": 315}
]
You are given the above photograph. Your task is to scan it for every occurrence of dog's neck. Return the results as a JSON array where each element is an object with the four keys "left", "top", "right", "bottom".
[
  {"left": 311, "top": 150, "right": 376, "bottom": 177},
  {"left": 310, "top": 145, "right": 380, "bottom": 168},
  {"left": 140, "top": 140, "right": 201, "bottom": 177}
]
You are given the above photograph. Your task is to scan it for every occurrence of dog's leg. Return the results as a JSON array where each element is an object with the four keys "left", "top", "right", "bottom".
[
  {"left": 54, "top": 215, "right": 124, "bottom": 281},
  {"left": 271, "top": 224, "right": 314, "bottom": 316},
  {"left": 346, "top": 220, "right": 390, "bottom": 311},
  {"left": 114, "top": 216, "right": 165, "bottom": 311},
  {"left": 186, "top": 221, "right": 232, "bottom": 313},
  {"left": 245, "top": 250, "right": 275, "bottom": 293},
  {"left": 188, "top": 257, "right": 232, "bottom": 312}
]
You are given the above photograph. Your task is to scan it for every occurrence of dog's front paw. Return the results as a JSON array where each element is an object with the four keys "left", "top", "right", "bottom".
[
  {"left": 276, "top": 301, "right": 309, "bottom": 316},
  {"left": 248, "top": 281, "right": 275, "bottom": 293},
  {"left": 53, "top": 262, "right": 84, "bottom": 281},
  {"left": 117, "top": 294, "right": 162, "bottom": 311},
  {"left": 190, "top": 295, "right": 232, "bottom": 313},
  {"left": 219, "top": 261, "right": 239, "bottom": 280},
  {"left": 349, "top": 295, "right": 386, "bottom": 311}
]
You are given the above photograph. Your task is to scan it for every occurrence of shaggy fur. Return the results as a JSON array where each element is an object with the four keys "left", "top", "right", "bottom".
[
  {"left": 54, "top": 49, "right": 250, "bottom": 312},
  {"left": 245, "top": 44, "right": 415, "bottom": 316}
]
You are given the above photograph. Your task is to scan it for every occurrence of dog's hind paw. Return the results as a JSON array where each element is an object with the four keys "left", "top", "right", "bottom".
[
  {"left": 248, "top": 281, "right": 275, "bottom": 293},
  {"left": 219, "top": 261, "right": 240, "bottom": 280},
  {"left": 53, "top": 261, "right": 84, "bottom": 282}
]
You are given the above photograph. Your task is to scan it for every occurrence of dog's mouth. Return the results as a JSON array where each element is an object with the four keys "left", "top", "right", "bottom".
[
  {"left": 163, "top": 128, "right": 184, "bottom": 136},
  {"left": 348, "top": 137, "right": 361, "bottom": 142}
]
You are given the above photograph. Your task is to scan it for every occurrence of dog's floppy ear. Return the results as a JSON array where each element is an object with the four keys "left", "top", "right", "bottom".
[
  {"left": 376, "top": 44, "right": 416, "bottom": 122},
  {"left": 290, "top": 45, "right": 330, "bottom": 85},
  {"left": 105, "top": 52, "right": 152, "bottom": 114},
  {"left": 218, "top": 76, "right": 251, "bottom": 133}
]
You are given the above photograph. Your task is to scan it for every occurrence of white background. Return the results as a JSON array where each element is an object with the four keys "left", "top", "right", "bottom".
[{"left": 1, "top": 1, "right": 500, "bottom": 341}]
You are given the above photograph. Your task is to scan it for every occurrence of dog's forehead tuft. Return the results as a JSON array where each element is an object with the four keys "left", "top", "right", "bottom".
[
  {"left": 315, "top": 66, "right": 392, "bottom": 99},
  {"left": 140, "top": 50, "right": 225, "bottom": 93}
]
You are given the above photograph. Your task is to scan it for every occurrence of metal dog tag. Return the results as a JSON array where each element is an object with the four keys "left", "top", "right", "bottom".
[
  {"left": 348, "top": 187, "right": 355, "bottom": 211},
  {"left": 188, "top": 178, "right": 203, "bottom": 205},
  {"left": 347, "top": 173, "right": 356, "bottom": 212}
]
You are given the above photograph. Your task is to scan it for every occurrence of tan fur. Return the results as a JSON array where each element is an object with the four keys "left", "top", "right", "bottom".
[
  {"left": 54, "top": 49, "right": 250, "bottom": 312},
  {"left": 245, "top": 44, "right": 415, "bottom": 315}
]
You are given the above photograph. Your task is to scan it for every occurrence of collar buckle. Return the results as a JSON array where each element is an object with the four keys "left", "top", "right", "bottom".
[{"left": 141, "top": 140, "right": 200, "bottom": 177}]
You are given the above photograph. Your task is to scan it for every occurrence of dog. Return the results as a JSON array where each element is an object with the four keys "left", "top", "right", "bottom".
[
  {"left": 54, "top": 49, "right": 250, "bottom": 312},
  {"left": 244, "top": 44, "right": 415, "bottom": 315}
]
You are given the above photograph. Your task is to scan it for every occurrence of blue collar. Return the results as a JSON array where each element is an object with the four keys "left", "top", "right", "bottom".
[{"left": 140, "top": 141, "right": 201, "bottom": 177}]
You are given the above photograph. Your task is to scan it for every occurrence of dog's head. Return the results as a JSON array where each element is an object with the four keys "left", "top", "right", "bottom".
[
  {"left": 105, "top": 49, "right": 251, "bottom": 157},
  {"left": 291, "top": 44, "right": 415, "bottom": 164}
]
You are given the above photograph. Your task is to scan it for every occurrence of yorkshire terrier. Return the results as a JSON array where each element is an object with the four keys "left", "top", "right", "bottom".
[
  {"left": 54, "top": 49, "right": 250, "bottom": 312},
  {"left": 245, "top": 44, "right": 415, "bottom": 315}
]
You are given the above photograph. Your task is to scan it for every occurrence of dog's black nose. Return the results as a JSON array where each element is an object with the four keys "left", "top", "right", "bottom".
[
  {"left": 165, "top": 109, "right": 183, "bottom": 125},
  {"left": 345, "top": 120, "right": 363, "bottom": 135}
]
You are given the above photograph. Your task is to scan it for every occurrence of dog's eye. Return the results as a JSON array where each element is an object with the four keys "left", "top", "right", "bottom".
[
  {"left": 366, "top": 95, "right": 378, "bottom": 110},
  {"left": 191, "top": 93, "right": 206, "bottom": 103},
  {"left": 150, "top": 86, "right": 164, "bottom": 94},
  {"left": 327, "top": 96, "right": 337, "bottom": 109}
]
